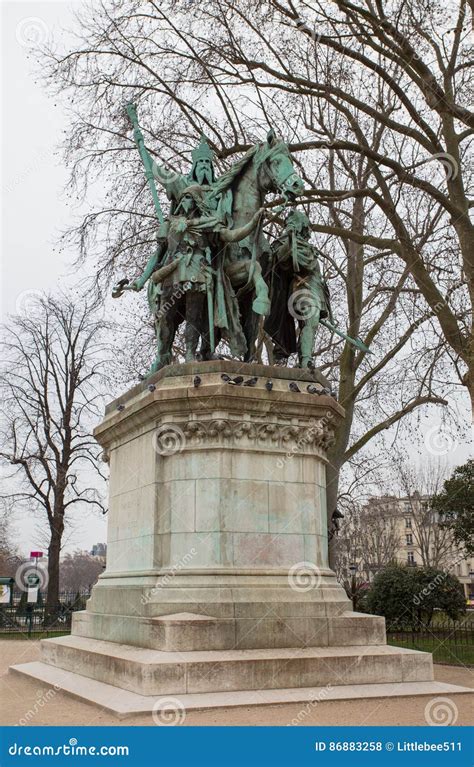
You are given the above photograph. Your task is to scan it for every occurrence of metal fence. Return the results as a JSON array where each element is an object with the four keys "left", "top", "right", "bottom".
[
  {"left": 387, "top": 617, "right": 474, "bottom": 666},
  {"left": 0, "top": 590, "right": 91, "bottom": 638}
]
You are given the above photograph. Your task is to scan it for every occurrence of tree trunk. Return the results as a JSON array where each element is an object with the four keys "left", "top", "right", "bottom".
[
  {"left": 326, "top": 458, "right": 341, "bottom": 571},
  {"left": 45, "top": 516, "right": 64, "bottom": 617}
]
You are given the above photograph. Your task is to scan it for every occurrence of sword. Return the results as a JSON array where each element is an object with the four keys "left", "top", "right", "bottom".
[
  {"left": 126, "top": 103, "right": 165, "bottom": 226},
  {"left": 319, "top": 318, "right": 372, "bottom": 353}
]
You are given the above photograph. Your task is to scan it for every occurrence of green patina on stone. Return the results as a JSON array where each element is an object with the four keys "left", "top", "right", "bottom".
[{"left": 112, "top": 105, "right": 369, "bottom": 377}]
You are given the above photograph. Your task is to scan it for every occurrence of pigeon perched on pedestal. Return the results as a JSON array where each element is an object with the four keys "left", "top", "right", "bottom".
[{"left": 221, "top": 374, "right": 244, "bottom": 386}]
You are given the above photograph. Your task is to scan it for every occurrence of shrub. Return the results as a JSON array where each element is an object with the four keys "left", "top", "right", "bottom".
[{"left": 364, "top": 564, "right": 466, "bottom": 630}]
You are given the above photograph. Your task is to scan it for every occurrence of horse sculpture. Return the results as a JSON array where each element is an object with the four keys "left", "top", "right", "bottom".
[
  {"left": 208, "top": 130, "right": 305, "bottom": 359},
  {"left": 112, "top": 124, "right": 305, "bottom": 374}
]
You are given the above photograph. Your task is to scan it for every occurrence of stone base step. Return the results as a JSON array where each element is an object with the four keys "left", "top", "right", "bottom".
[
  {"left": 10, "top": 661, "right": 472, "bottom": 719},
  {"left": 39, "top": 634, "right": 433, "bottom": 696},
  {"left": 72, "top": 610, "right": 386, "bottom": 651}
]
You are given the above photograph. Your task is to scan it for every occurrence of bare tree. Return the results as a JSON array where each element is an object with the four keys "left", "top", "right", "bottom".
[
  {"left": 0, "top": 502, "right": 22, "bottom": 577},
  {"left": 396, "top": 460, "right": 459, "bottom": 568},
  {"left": 334, "top": 498, "right": 401, "bottom": 583},
  {"left": 0, "top": 295, "right": 109, "bottom": 614},
  {"left": 60, "top": 549, "right": 105, "bottom": 592},
  {"left": 40, "top": 0, "right": 470, "bottom": 560},
  {"left": 41, "top": 0, "right": 472, "bottom": 399}
]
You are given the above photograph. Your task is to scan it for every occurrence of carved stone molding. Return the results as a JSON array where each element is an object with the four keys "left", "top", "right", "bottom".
[{"left": 156, "top": 415, "right": 336, "bottom": 453}]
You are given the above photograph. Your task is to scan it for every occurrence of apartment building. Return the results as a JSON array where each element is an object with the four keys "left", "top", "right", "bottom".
[{"left": 340, "top": 494, "right": 473, "bottom": 602}]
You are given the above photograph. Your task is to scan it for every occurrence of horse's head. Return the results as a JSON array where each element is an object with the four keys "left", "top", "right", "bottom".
[{"left": 257, "top": 130, "right": 305, "bottom": 201}]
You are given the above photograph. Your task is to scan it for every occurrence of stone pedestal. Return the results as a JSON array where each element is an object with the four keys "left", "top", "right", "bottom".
[{"left": 12, "top": 362, "right": 464, "bottom": 716}]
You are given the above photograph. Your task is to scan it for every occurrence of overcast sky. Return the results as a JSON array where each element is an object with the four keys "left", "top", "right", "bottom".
[
  {"left": 1, "top": 0, "right": 107, "bottom": 555},
  {"left": 1, "top": 1, "right": 471, "bottom": 560}
]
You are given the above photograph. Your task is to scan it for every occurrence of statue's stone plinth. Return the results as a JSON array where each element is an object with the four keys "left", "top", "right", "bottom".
[
  {"left": 75, "top": 361, "right": 354, "bottom": 649},
  {"left": 11, "top": 362, "right": 454, "bottom": 715}
]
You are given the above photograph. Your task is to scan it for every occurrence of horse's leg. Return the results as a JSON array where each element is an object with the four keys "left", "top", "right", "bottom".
[
  {"left": 298, "top": 309, "right": 321, "bottom": 369},
  {"left": 240, "top": 292, "right": 259, "bottom": 362},
  {"left": 185, "top": 290, "right": 206, "bottom": 362},
  {"left": 197, "top": 289, "right": 216, "bottom": 360},
  {"left": 150, "top": 289, "right": 181, "bottom": 373},
  {"left": 250, "top": 261, "right": 271, "bottom": 316}
]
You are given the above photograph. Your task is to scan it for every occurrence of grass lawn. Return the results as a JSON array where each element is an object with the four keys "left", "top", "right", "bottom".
[
  {"left": 0, "top": 631, "right": 70, "bottom": 640},
  {"left": 388, "top": 636, "right": 474, "bottom": 666}
]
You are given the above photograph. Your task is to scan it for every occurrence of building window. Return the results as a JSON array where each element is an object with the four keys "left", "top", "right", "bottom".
[
  {"left": 407, "top": 552, "right": 416, "bottom": 565},
  {"left": 405, "top": 518, "right": 412, "bottom": 528},
  {"left": 406, "top": 534, "right": 413, "bottom": 545}
]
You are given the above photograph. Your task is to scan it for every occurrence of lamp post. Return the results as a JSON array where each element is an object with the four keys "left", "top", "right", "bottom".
[{"left": 348, "top": 562, "right": 358, "bottom": 612}]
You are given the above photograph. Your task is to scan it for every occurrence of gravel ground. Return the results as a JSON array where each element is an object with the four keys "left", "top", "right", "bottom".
[{"left": 1, "top": 640, "right": 472, "bottom": 727}]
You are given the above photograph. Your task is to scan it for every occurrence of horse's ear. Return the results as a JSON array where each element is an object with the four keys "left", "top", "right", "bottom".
[{"left": 267, "top": 128, "right": 277, "bottom": 146}]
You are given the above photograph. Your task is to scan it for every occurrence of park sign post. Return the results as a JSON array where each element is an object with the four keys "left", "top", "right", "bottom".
[{"left": 27, "top": 551, "right": 43, "bottom": 607}]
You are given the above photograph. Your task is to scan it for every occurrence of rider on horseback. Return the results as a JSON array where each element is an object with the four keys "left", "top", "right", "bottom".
[
  {"left": 265, "top": 210, "right": 333, "bottom": 370},
  {"left": 128, "top": 185, "right": 265, "bottom": 374}
]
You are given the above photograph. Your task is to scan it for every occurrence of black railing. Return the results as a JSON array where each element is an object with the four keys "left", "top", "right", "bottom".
[
  {"left": 387, "top": 617, "right": 474, "bottom": 666},
  {"left": 0, "top": 590, "right": 91, "bottom": 638}
]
